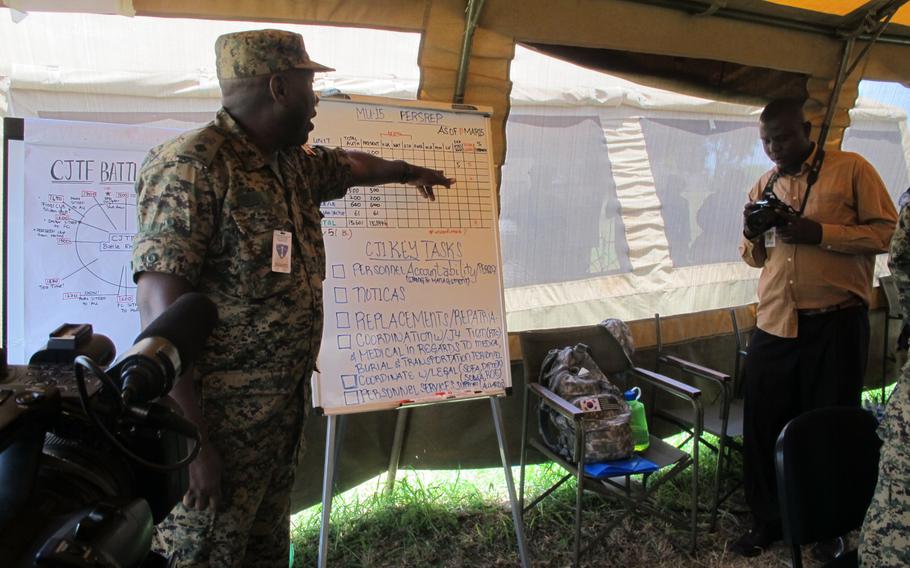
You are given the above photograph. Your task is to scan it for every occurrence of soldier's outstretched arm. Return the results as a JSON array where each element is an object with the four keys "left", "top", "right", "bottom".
[{"left": 345, "top": 149, "right": 454, "bottom": 201}]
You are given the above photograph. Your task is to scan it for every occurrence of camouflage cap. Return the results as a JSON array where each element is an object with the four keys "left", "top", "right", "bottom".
[{"left": 215, "top": 29, "right": 334, "bottom": 80}]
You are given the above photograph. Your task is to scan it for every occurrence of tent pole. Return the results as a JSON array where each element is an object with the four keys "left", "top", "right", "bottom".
[
  {"left": 818, "top": 0, "right": 908, "bottom": 148},
  {"left": 453, "top": 0, "right": 487, "bottom": 104},
  {"left": 840, "top": 0, "right": 909, "bottom": 79},
  {"left": 817, "top": 36, "right": 856, "bottom": 151}
]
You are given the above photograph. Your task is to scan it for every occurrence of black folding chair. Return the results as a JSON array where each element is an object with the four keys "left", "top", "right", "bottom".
[
  {"left": 775, "top": 406, "right": 881, "bottom": 568},
  {"left": 653, "top": 311, "right": 735, "bottom": 530}
]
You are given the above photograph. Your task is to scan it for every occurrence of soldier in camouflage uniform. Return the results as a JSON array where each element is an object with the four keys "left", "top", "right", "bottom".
[
  {"left": 131, "top": 29, "right": 453, "bottom": 567},
  {"left": 859, "top": 188, "right": 910, "bottom": 567}
]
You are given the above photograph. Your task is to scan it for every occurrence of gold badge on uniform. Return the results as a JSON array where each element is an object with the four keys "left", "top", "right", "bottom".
[{"left": 272, "top": 230, "right": 293, "bottom": 273}]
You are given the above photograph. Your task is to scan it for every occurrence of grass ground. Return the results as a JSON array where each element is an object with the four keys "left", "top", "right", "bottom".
[{"left": 290, "top": 386, "right": 894, "bottom": 567}]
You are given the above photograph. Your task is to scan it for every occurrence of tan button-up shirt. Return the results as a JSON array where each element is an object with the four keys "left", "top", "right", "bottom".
[{"left": 740, "top": 147, "right": 897, "bottom": 338}]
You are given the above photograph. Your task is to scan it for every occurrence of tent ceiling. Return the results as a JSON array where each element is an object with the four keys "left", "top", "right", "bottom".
[
  {"left": 768, "top": 0, "right": 910, "bottom": 26},
  {"left": 518, "top": 1, "right": 909, "bottom": 105},
  {"left": 522, "top": 43, "right": 808, "bottom": 102}
]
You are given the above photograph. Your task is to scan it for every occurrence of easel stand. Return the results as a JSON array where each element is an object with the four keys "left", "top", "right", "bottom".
[{"left": 317, "top": 395, "right": 530, "bottom": 568}]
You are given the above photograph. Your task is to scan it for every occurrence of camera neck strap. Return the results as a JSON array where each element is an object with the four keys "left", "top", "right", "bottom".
[{"left": 761, "top": 147, "right": 826, "bottom": 216}]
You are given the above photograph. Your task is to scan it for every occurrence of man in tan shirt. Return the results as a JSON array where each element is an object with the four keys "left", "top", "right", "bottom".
[{"left": 732, "top": 98, "right": 897, "bottom": 557}]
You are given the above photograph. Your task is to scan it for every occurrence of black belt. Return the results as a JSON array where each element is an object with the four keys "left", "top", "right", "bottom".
[{"left": 797, "top": 297, "right": 865, "bottom": 316}]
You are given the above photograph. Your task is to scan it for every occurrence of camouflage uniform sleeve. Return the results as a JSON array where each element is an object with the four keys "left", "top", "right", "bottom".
[
  {"left": 131, "top": 159, "right": 217, "bottom": 285},
  {"left": 302, "top": 145, "right": 352, "bottom": 203},
  {"left": 888, "top": 204, "right": 910, "bottom": 324}
]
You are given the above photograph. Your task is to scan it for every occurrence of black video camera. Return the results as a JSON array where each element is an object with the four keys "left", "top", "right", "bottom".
[
  {"left": 0, "top": 293, "right": 217, "bottom": 568},
  {"left": 745, "top": 192, "right": 799, "bottom": 236}
]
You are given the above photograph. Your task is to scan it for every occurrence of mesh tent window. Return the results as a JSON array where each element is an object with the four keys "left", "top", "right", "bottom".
[
  {"left": 844, "top": 80, "right": 910, "bottom": 205},
  {"left": 642, "top": 118, "right": 766, "bottom": 268},
  {"left": 500, "top": 113, "right": 631, "bottom": 288}
]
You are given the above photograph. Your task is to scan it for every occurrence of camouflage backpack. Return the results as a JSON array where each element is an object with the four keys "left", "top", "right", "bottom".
[{"left": 538, "top": 343, "right": 634, "bottom": 463}]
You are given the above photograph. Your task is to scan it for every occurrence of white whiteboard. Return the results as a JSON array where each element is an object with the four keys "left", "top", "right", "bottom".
[{"left": 310, "top": 97, "right": 510, "bottom": 414}]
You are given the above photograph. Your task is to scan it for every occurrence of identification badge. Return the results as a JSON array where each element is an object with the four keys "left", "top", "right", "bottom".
[
  {"left": 764, "top": 227, "right": 777, "bottom": 248},
  {"left": 272, "top": 230, "right": 292, "bottom": 273}
]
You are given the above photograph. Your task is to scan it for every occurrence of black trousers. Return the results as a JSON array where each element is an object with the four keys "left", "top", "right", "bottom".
[{"left": 742, "top": 305, "right": 869, "bottom": 526}]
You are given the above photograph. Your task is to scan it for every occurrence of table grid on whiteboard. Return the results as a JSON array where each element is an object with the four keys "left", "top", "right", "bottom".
[{"left": 319, "top": 134, "right": 492, "bottom": 229}]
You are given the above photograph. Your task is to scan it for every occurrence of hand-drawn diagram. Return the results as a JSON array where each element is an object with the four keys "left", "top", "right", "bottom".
[
  {"left": 30, "top": 160, "right": 140, "bottom": 310},
  {"left": 15, "top": 144, "right": 149, "bottom": 363},
  {"left": 72, "top": 192, "right": 137, "bottom": 293},
  {"left": 34, "top": 188, "right": 138, "bottom": 300}
]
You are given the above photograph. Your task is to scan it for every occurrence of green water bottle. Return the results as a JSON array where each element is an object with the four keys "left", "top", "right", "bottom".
[{"left": 624, "top": 387, "right": 650, "bottom": 452}]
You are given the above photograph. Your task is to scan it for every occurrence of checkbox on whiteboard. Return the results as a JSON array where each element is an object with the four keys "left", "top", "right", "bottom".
[
  {"left": 332, "top": 264, "right": 346, "bottom": 279},
  {"left": 334, "top": 287, "right": 348, "bottom": 303},
  {"left": 344, "top": 391, "right": 360, "bottom": 406},
  {"left": 341, "top": 375, "right": 357, "bottom": 389},
  {"left": 336, "top": 312, "right": 350, "bottom": 328},
  {"left": 337, "top": 335, "right": 351, "bottom": 349}
]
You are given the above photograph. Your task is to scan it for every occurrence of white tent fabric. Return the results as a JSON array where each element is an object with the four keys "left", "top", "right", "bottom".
[
  {"left": 1, "top": 12, "right": 908, "bottom": 332},
  {"left": 5, "top": 0, "right": 133, "bottom": 17},
  {"left": 0, "top": 9, "right": 421, "bottom": 121}
]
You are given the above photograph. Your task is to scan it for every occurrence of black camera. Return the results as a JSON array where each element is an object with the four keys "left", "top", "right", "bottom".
[
  {"left": 745, "top": 193, "right": 799, "bottom": 236},
  {"left": 0, "top": 293, "right": 217, "bottom": 568}
]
